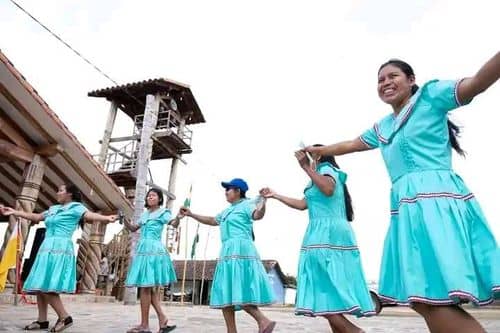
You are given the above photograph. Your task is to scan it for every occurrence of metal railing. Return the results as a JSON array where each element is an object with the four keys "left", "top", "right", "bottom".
[{"left": 134, "top": 109, "right": 193, "bottom": 146}]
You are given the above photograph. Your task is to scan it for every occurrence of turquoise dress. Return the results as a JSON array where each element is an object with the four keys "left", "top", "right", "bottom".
[
  {"left": 125, "top": 208, "right": 177, "bottom": 287},
  {"left": 210, "top": 199, "right": 275, "bottom": 309},
  {"left": 360, "top": 79, "right": 500, "bottom": 306},
  {"left": 23, "top": 202, "right": 87, "bottom": 294},
  {"left": 296, "top": 163, "right": 375, "bottom": 317}
]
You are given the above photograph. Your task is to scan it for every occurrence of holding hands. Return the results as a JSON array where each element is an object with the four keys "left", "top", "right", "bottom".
[
  {"left": 259, "top": 188, "right": 277, "bottom": 199},
  {"left": 179, "top": 207, "right": 192, "bottom": 218}
]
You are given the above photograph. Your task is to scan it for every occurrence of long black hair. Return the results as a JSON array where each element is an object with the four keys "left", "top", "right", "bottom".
[
  {"left": 64, "top": 183, "right": 85, "bottom": 229},
  {"left": 378, "top": 59, "right": 465, "bottom": 156},
  {"left": 313, "top": 145, "right": 354, "bottom": 222}
]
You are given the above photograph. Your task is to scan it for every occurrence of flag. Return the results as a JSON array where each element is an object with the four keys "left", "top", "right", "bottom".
[
  {"left": 175, "top": 225, "right": 181, "bottom": 255},
  {"left": 0, "top": 222, "right": 20, "bottom": 292},
  {"left": 190, "top": 223, "right": 200, "bottom": 259},
  {"left": 183, "top": 185, "right": 193, "bottom": 208}
]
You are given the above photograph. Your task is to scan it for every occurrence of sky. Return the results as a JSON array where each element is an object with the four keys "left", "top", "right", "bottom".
[{"left": 0, "top": 0, "right": 499, "bottom": 282}]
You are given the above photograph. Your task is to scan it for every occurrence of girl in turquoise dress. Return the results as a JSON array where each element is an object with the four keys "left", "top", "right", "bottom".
[
  {"left": 179, "top": 178, "right": 276, "bottom": 333},
  {"left": 261, "top": 148, "right": 375, "bottom": 333},
  {"left": 123, "top": 188, "right": 178, "bottom": 333},
  {"left": 0, "top": 183, "right": 116, "bottom": 332},
  {"left": 307, "top": 52, "right": 500, "bottom": 333}
]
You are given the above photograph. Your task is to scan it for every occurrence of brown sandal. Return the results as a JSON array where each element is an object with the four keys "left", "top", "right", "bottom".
[
  {"left": 49, "top": 316, "right": 73, "bottom": 332},
  {"left": 24, "top": 321, "right": 49, "bottom": 330}
]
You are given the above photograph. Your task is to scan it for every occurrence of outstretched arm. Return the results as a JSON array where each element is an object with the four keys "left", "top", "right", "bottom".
[
  {"left": 458, "top": 51, "right": 500, "bottom": 103},
  {"left": 260, "top": 188, "right": 307, "bottom": 211},
  {"left": 0, "top": 206, "right": 44, "bottom": 223},
  {"left": 83, "top": 211, "right": 117, "bottom": 224},
  {"left": 179, "top": 207, "right": 218, "bottom": 226},
  {"left": 306, "top": 138, "right": 371, "bottom": 157}
]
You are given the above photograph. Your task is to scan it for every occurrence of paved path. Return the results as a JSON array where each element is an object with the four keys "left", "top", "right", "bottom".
[{"left": 1, "top": 301, "right": 499, "bottom": 332}]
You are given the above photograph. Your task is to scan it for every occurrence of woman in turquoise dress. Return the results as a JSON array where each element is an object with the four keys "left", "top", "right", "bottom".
[
  {"left": 307, "top": 52, "right": 500, "bottom": 333},
  {"left": 123, "top": 188, "right": 178, "bottom": 333},
  {"left": 0, "top": 183, "right": 116, "bottom": 332},
  {"left": 261, "top": 148, "right": 375, "bottom": 333},
  {"left": 179, "top": 178, "right": 276, "bottom": 333}
]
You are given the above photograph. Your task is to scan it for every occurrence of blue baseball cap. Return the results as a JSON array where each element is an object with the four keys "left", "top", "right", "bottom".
[{"left": 221, "top": 178, "right": 249, "bottom": 192}]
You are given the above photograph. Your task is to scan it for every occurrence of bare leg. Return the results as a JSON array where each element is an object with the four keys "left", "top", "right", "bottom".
[
  {"left": 150, "top": 288, "right": 168, "bottom": 328},
  {"left": 413, "top": 303, "right": 486, "bottom": 333},
  {"left": 45, "top": 293, "right": 69, "bottom": 319},
  {"left": 139, "top": 287, "right": 152, "bottom": 330},
  {"left": 242, "top": 305, "right": 274, "bottom": 332},
  {"left": 222, "top": 307, "right": 237, "bottom": 333},
  {"left": 36, "top": 293, "right": 49, "bottom": 322},
  {"left": 324, "top": 314, "right": 364, "bottom": 333}
]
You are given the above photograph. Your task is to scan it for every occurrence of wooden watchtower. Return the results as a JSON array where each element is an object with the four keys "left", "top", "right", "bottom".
[
  {"left": 87, "top": 79, "right": 205, "bottom": 301},
  {"left": 88, "top": 78, "right": 205, "bottom": 195}
]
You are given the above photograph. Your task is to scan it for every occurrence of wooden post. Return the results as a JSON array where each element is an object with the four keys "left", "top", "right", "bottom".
[
  {"left": 0, "top": 154, "right": 46, "bottom": 283},
  {"left": 123, "top": 94, "right": 160, "bottom": 305},
  {"left": 165, "top": 116, "right": 183, "bottom": 253},
  {"left": 13, "top": 219, "right": 21, "bottom": 305},
  {"left": 98, "top": 101, "right": 118, "bottom": 168},
  {"left": 76, "top": 220, "right": 107, "bottom": 293}
]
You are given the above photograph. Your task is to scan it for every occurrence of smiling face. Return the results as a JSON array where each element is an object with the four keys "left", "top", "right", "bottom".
[{"left": 377, "top": 63, "right": 415, "bottom": 109}]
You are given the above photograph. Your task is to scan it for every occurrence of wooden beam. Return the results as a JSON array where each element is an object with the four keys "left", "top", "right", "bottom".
[
  {"left": 36, "top": 143, "right": 63, "bottom": 157},
  {"left": 98, "top": 101, "right": 118, "bottom": 166},
  {"left": 0, "top": 138, "right": 34, "bottom": 162},
  {"left": 99, "top": 135, "right": 139, "bottom": 143},
  {"left": 152, "top": 131, "right": 187, "bottom": 164},
  {"left": 0, "top": 113, "right": 32, "bottom": 149}
]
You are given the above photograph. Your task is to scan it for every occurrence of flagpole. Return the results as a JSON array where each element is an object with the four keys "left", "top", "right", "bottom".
[
  {"left": 14, "top": 219, "right": 21, "bottom": 306},
  {"left": 180, "top": 218, "right": 188, "bottom": 305},
  {"left": 199, "top": 228, "right": 210, "bottom": 305},
  {"left": 191, "top": 223, "right": 200, "bottom": 305},
  {"left": 180, "top": 185, "right": 192, "bottom": 305}
]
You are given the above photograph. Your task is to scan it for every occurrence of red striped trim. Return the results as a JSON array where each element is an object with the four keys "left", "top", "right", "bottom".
[
  {"left": 395, "top": 103, "right": 416, "bottom": 131},
  {"left": 38, "top": 249, "right": 74, "bottom": 256},
  {"left": 373, "top": 102, "right": 416, "bottom": 145},
  {"left": 358, "top": 136, "right": 374, "bottom": 149},
  {"left": 219, "top": 255, "right": 259, "bottom": 261},
  {"left": 301, "top": 244, "right": 358, "bottom": 251},
  {"left": 390, "top": 192, "right": 474, "bottom": 215},
  {"left": 373, "top": 123, "right": 389, "bottom": 144},
  {"left": 125, "top": 280, "right": 177, "bottom": 288},
  {"left": 210, "top": 301, "right": 274, "bottom": 309},
  {"left": 23, "top": 287, "right": 76, "bottom": 294},
  {"left": 378, "top": 289, "right": 498, "bottom": 307},
  {"left": 295, "top": 305, "right": 376, "bottom": 317}
]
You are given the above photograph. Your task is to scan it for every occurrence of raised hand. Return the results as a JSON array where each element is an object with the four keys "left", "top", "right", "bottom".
[{"left": 295, "top": 150, "right": 311, "bottom": 169}]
